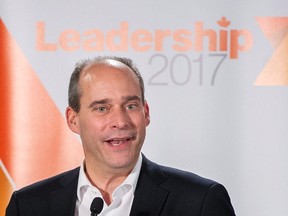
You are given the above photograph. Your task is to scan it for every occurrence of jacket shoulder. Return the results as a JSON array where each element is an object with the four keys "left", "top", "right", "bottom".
[
  {"left": 142, "top": 156, "right": 217, "bottom": 190},
  {"left": 160, "top": 164, "right": 217, "bottom": 188},
  {"left": 139, "top": 157, "right": 235, "bottom": 215},
  {"left": 17, "top": 167, "right": 80, "bottom": 195}
]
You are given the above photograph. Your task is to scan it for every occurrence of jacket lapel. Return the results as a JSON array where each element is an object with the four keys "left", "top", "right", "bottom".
[
  {"left": 50, "top": 168, "right": 79, "bottom": 216},
  {"left": 47, "top": 157, "right": 168, "bottom": 216},
  {"left": 130, "top": 155, "right": 169, "bottom": 216}
]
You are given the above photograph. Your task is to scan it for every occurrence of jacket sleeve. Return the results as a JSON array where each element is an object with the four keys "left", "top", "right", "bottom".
[
  {"left": 5, "top": 192, "right": 19, "bottom": 216},
  {"left": 200, "top": 183, "right": 236, "bottom": 216}
]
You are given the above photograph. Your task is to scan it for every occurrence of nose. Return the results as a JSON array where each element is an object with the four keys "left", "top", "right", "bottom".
[{"left": 109, "top": 107, "right": 130, "bottom": 129}]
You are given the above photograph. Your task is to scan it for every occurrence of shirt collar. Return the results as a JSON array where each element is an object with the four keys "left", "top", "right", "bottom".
[{"left": 76, "top": 154, "right": 142, "bottom": 202}]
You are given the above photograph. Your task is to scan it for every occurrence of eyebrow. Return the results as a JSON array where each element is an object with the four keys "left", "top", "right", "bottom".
[
  {"left": 88, "top": 99, "right": 111, "bottom": 109},
  {"left": 122, "top": 95, "right": 142, "bottom": 102},
  {"left": 88, "top": 95, "right": 142, "bottom": 109}
]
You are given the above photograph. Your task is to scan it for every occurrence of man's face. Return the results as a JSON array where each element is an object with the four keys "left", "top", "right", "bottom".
[{"left": 66, "top": 61, "right": 150, "bottom": 173}]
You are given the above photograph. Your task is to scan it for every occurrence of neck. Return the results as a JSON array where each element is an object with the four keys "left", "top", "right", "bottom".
[{"left": 84, "top": 161, "right": 136, "bottom": 205}]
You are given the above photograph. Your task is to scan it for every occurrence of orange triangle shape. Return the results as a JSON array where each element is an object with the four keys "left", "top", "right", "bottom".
[
  {"left": 254, "top": 32, "right": 288, "bottom": 85},
  {"left": 256, "top": 17, "right": 288, "bottom": 48},
  {"left": 0, "top": 19, "right": 83, "bottom": 188},
  {"left": 0, "top": 161, "right": 15, "bottom": 215}
]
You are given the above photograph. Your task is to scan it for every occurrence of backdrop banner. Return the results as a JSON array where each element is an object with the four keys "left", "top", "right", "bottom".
[{"left": 1, "top": 1, "right": 288, "bottom": 215}]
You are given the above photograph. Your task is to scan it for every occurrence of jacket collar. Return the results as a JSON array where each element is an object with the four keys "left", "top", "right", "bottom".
[
  {"left": 50, "top": 167, "right": 79, "bottom": 216},
  {"left": 130, "top": 154, "right": 169, "bottom": 216},
  {"left": 48, "top": 155, "right": 169, "bottom": 216}
]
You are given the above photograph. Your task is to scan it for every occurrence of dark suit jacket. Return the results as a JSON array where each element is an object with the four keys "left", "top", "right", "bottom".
[{"left": 6, "top": 155, "right": 235, "bottom": 216}]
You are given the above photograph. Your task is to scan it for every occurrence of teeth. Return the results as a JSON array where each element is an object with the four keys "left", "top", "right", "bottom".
[
  {"left": 110, "top": 140, "right": 121, "bottom": 145},
  {"left": 112, "top": 143, "right": 120, "bottom": 146},
  {"left": 108, "top": 138, "right": 131, "bottom": 146},
  {"left": 110, "top": 139, "right": 123, "bottom": 145}
]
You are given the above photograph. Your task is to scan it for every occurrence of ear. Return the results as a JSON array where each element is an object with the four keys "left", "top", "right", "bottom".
[
  {"left": 144, "top": 101, "right": 150, "bottom": 126},
  {"left": 66, "top": 106, "right": 80, "bottom": 134}
]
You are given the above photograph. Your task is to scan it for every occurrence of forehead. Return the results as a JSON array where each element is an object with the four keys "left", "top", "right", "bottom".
[
  {"left": 82, "top": 60, "right": 136, "bottom": 79},
  {"left": 79, "top": 60, "right": 140, "bottom": 94}
]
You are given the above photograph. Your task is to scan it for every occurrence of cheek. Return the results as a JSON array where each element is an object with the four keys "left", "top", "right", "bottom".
[
  {"left": 134, "top": 115, "right": 149, "bottom": 131},
  {"left": 78, "top": 117, "right": 103, "bottom": 135}
]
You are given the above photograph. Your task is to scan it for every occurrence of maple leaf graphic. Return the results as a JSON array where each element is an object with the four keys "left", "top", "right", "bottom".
[{"left": 217, "top": 17, "right": 230, "bottom": 27}]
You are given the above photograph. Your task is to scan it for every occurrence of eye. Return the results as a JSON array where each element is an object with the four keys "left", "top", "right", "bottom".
[
  {"left": 94, "top": 106, "right": 107, "bottom": 112},
  {"left": 126, "top": 103, "right": 138, "bottom": 110}
]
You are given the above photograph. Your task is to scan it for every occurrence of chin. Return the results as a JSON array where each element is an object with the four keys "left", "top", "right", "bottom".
[{"left": 108, "top": 155, "right": 137, "bottom": 170}]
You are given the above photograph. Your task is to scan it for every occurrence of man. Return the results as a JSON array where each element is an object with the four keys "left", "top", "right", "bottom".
[{"left": 6, "top": 56, "right": 236, "bottom": 215}]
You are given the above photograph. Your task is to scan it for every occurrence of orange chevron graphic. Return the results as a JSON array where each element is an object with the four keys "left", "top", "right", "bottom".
[
  {"left": 254, "top": 17, "right": 288, "bottom": 85},
  {"left": 0, "top": 161, "right": 15, "bottom": 215},
  {"left": 0, "top": 17, "right": 83, "bottom": 202}
]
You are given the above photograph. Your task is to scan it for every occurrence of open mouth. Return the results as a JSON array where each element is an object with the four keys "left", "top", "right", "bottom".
[{"left": 106, "top": 137, "right": 134, "bottom": 146}]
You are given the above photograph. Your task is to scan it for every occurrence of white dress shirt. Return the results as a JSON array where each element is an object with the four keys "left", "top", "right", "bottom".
[{"left": 74, "top": 155, "right": 142, "bottom": 216}]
